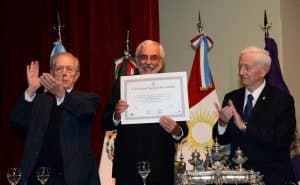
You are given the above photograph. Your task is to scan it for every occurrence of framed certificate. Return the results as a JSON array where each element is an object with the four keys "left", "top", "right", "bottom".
[{"left": 120, "top": 72, "right": 189, "bottom": 124}]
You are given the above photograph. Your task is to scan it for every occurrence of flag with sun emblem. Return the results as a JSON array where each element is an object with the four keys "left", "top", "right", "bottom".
[
  {"left": 99, "top": 130, "right": 117, "bottom": 185},
  {"left": 99, "top": 31, "right": 136, "bottom": 185},
  {"left": 177, "top": 33, "right": 220, "bottom": 170}
]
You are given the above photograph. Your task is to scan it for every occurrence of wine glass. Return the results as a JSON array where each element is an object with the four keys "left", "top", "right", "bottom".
[
  {"left": 137, "top": 161, "right": 151, "bottom": 185},
  {"left": 36, "top": 167, "right": 50, "bottom": 185},
  {"left": 7, "top": 168, "right": 22, "bottom": 185}
]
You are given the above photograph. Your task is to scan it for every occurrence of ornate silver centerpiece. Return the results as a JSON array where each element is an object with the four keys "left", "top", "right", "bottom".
[{"left": 175, "top": 140, "right": 264, "bottom": 185}]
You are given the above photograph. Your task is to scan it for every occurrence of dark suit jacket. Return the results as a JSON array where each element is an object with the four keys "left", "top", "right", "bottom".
[
  {"left": 102, "top": 79, "right": 188, "bottom": 185},
  {"left": 213, "top": 83, "right": 296, "bottom": 185},
  {"left": 10, "top": 91, "right": 100, "bottom": 185}
]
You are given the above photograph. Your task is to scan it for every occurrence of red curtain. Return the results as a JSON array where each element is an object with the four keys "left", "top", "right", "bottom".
[{"left": 0, "top": 0, "right": 159, "bottom": 184}]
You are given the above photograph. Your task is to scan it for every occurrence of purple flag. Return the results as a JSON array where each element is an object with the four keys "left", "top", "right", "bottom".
[
  {"left": 291, "top": 129, "right": 300, "bottom": 184},
  {"left": 265, "top": 36, "right": 300, "bottom": 184},
  {"left": 264, "top": 37, "right": 289, "bottom": 92}
]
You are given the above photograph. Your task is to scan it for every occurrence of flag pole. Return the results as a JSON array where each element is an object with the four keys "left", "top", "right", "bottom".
[
  {"left": 197, "top": 10, "right": 204, "bottom": 34},
  {"left": 50, "top": 10, "right": 66, "bottom": 68},
  {"left": 124, "top": 30, "right": 130, "bottom": 60},
  {"left": 114, "top": 30, "right": 137, "bottom": 79},
  {"left": 260, "top": 10, "right": 272, "bottom": 39},
  {"left": 53, "top": 10, "right": 64, "bottom": 42}
]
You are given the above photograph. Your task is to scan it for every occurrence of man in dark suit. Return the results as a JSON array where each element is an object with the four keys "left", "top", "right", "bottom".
[
  {"left": 10, "top": 52, "right": 100, "bottom": 185},
  {"left": 213, "top": 46, "right": 296, "bottom": 185},
  {"left": 103, "top": 40, "right": 188, "bottom": 185}
]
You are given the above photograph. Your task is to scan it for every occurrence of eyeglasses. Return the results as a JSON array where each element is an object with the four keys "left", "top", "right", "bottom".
[
  {"left": 137, "top": 55, "right": 161, "bottom": 62},
  {"left": 54, "top": 66, "right": 77, "bottom": 73}
]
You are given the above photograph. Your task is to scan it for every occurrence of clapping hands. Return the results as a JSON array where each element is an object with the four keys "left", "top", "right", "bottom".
[
  {"left": 26, "top": 61, "right": 41, "bottom": 97},
  {"left": 215, "top": 100, "right": 246, "bottom": 131},
  {"left": 26, "top": 61, "right": 65, "bottom": 98}
]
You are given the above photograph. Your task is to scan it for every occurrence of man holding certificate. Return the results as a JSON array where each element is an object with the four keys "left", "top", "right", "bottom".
[{"left": 103, "top": 40, "right": 188, "bottom": 185}]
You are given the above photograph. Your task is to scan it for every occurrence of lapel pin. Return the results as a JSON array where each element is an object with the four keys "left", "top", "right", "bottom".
[{"left": 262, "top": 96, "right": 266, "bottom": 100}]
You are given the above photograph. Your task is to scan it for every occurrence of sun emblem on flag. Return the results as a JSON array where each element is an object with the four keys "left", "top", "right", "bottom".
[
  {"left": 183, "top": 111, "right": 218, "bottom": 152},
  {"left": 105, "top": 130, "right": 117, "bottom": 160}
]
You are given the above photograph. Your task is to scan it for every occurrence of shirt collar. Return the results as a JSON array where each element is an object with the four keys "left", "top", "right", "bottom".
[
  {"left": 66, "top": 87, "right": 73, "bottom": 93},
  {"left": 245, "top": 80, "right": 266, "bottom": 105}
]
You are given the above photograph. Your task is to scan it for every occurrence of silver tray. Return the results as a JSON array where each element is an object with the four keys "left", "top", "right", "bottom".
[{"left": 183, "top": 170, "right": 258, "bottom": 185}]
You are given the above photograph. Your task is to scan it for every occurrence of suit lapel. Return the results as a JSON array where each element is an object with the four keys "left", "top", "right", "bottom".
[{"left": 235, "top": 88, "right": 246, "bottom": 116}]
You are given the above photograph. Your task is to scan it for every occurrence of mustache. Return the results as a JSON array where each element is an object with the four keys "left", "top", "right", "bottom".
[{"left": 141, "top": 64, "right": 155, "bottom": 70}]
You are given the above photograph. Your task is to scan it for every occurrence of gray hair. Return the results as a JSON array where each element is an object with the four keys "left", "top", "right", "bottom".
[
  {"left": 135, "top": 40, "right": 165, "bottom": 61},
  {"left": 239, "top": 46, "right": 271, "bottom": 66},
  {"left": 51, "top": 52, "right": 80, "bottom": 72}
]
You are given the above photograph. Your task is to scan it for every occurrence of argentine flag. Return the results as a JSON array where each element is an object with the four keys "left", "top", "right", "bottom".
[{"left": 50, "top": 40, "right": 66, "bottom": 67}]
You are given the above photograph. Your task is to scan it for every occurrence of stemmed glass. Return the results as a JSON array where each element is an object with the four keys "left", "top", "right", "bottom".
[
  {"left": 36, "top": 167, "right": 50, "bottom": 185},
  {"left": 137, "top": 161, "right": 151, "bottom": 185},
  {"left": 7, "top": 168, "right": 22, "bottom": 185}
]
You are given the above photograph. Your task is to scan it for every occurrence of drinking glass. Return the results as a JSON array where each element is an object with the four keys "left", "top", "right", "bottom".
[
  {"left": 7, "top": 168, "right": 21, "bottom": 185},
  {"left": 36, "top": 167, "right": 50, "bottom": 185},
  {"left": 137, "top": 161, "right": 151, "bottom": 185}
]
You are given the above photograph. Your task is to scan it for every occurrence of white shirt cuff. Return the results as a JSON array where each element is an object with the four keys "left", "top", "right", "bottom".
[
  {"left": 56, "top": 94, "right": 65, "bottom": 106},
  {"left": 112, "top": 112, "right": 121, "bottom": 126},
  {"left": 218, "top": 123, "right": 227, "bottom": 135},
  {"left": 172, "top": 126, "right": 184, "bottom": 140},
  {"left": 24, "top": 90, "right": 36, "bottom": 102}
]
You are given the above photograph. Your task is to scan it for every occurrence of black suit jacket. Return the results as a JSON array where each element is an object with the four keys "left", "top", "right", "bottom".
[
  {"left": 102, "top": 79, "right": 188, "bottom": 185},
  {"left": 213, "top": 84, "right": 296, "bottom": 185},
  {"left": 10, "top": 91, "right": 100, "bottom": 185}
]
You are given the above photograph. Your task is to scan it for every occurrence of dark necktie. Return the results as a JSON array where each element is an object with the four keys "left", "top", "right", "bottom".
[{"left": 243, "top": 94, "right": 253, "bottom": 122}]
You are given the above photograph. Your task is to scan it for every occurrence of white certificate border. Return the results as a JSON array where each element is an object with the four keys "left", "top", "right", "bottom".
[{"left": 121, "top": 72, "right": 189, "bottom": 124}]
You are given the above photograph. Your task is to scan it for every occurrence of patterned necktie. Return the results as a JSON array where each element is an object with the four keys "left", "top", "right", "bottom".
[{"left": 243, "top": 94, "right": 253, "bottom": 122}]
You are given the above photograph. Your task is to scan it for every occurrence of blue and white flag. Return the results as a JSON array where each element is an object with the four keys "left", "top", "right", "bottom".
[
  {"left": 50, "top": 40, "right": 66, "bottom": 67},
  {"left": 191, "top": 33, "right": 213, "bottom": 90},
  {"left": 177, "top": 33, "right": 220, "bottom": 171}
]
